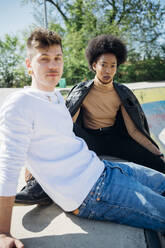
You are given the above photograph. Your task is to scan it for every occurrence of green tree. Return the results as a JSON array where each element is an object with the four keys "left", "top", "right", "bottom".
[
  {"left": 21, "top": 0, "right": 165, "bottom": 85},
  {"left": 22, "top": 0, "right": 165, "bottom": 49},
  {"left": 0, "top": 34, "right": 31, "bottom": 88}
]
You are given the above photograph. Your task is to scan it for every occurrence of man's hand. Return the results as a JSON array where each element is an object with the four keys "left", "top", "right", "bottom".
[
  {"left": 0, "top": 196, "right": 21, "bottom": 248},
  {"left": 0, "top": 234, "right": 24, "bottom": 248}
]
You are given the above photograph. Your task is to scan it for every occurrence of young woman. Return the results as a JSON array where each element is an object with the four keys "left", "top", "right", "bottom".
[{"left": 66, "top": 34, "right": 165, "bottom": 171}]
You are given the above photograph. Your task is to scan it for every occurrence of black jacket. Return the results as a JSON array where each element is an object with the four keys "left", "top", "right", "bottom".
[{"left": 66, "top": 80, "right": 159, "bottom": 149}]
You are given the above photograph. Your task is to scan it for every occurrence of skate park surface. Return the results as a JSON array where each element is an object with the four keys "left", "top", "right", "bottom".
[
  {"left": 0, "top": 81, "right": 165, "bottom": 248},
  {"left": 130, "top": 82, "right": 165, "bottom": 155}
]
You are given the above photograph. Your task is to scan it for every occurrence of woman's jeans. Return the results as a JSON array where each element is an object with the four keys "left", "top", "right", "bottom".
[{"left": 75, "top": 160, "right": 165, "bottom": 232}]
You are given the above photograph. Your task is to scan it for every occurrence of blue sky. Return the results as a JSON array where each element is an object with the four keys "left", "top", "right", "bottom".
[
  {"left": 0, "top": 0, "right": 36, "bottom": 37},
  {"left": 1, "top": 0, "right": 165, "bottom": 43}
]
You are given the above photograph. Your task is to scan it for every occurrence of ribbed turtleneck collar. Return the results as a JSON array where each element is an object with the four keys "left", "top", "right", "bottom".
[{"left": 93, "top": 76, "right": 114, "bottom": 92}]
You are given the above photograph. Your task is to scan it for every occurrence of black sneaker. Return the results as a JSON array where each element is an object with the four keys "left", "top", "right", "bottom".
[{"left": 15, "top": 177, "right": 53, "bottom": 206}]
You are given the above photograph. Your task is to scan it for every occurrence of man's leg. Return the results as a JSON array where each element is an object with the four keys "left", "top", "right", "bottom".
[
  {"left": 25, "top": 168, "right": 33, "bottom": 182},
  {"left": 15, "top": 169, "right": 52, "bottom": 205},
  {"left": 75, "top": 161, "right": 165, "bottom": 232}
]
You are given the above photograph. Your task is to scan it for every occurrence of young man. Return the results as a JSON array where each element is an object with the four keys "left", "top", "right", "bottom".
[
  {"left": 16, "top": 34, "right": 165, "bottom": 206},
  {"left": 1, "top": 28, "right": 165, "bottom": 248}
]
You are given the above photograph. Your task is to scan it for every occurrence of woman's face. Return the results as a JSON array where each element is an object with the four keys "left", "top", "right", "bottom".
[{"left": 92, "top": 53, "right": 117, "bottom": 84}]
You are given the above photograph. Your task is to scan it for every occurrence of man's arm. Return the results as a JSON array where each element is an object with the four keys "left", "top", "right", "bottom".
[
  {"left": 0, "top": 93, "right": 34, "bottom": 247},
  {"left": 0, "top": 196, "right": 24, "bottom": 247}
]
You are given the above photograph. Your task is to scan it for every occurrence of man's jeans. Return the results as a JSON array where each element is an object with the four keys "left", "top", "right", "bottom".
[{"left": 76, "top": 160, "right": 165, "bottom": 232}]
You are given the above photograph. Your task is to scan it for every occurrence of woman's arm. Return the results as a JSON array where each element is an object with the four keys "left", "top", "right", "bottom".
[{"left": 72, "top": 108, "right": 80, "bottom": 123}]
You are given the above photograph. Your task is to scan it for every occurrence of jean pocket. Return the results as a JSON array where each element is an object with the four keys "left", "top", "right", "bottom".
[{"left": 103, "top": 160, "right": 133, "bottom": 177}]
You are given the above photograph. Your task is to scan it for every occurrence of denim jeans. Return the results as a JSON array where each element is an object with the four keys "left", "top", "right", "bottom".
[{"left": 75, "top": 160, "right": 165, "bottom": 232}]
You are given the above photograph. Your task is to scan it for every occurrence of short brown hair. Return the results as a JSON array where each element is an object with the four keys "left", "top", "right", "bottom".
[{"left": 27, "top": 27, "right": 62, "bottom": 58}]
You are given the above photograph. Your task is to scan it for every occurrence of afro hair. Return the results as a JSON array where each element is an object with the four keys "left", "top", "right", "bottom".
[{"left": 85, "top": 34, "right": 127, "bottom": 71}]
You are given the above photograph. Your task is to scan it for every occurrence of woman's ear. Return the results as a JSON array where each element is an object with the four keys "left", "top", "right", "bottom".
[{"left": 92, "top": 62, "right": 96, "bottom": 71}]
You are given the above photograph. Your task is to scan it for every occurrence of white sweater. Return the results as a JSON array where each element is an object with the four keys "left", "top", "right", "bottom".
[{"left": 0, "top": 88, "right": 104, "bottom": 211}]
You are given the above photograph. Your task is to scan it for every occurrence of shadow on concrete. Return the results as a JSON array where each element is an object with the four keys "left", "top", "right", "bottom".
[
  {"left": 21, "top": 203, "right": 147, "bottom": 248},
  {"left": 22, "top": 204, "right": 61, "bottom": 232}
]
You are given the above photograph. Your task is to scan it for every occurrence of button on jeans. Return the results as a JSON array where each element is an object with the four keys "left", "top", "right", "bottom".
[{"left": 76, "top": 160, "right": 165, "bottom": 232}]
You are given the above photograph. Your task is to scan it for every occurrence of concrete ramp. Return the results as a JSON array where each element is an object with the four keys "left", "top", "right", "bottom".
[
  {"left": 0, "top": 85, "right": 165, "bottom": 247},
  {"left": 12, "top": 205, "right": 147, "bottom": 248},
  {"left": 11, "top": 168, "right": 161, "bottom": 248},
  {"left": 128, "top": 82, "right": 165, "bottom": 154},
  {"left": 159, "top": 129, "right": 165, "bottom": 146},
  {"left": 10, "top": 169, "right": 148, "bottom": 248},
  {"left": 142, "top": 101, "right": 165, "bottom": 153}
]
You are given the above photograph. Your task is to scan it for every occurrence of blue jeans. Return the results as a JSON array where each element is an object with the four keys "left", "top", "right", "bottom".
[{"left": 75, "top": 160, "right": 165, "bottom": 232}]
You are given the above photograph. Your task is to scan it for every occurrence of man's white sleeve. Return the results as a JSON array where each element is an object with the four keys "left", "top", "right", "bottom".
[{"left": 0, "top": 94, "right": 33, "bottom": 196}]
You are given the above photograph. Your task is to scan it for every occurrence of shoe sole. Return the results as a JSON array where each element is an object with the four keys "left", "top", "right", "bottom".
[{"left": 15, "top": 198, "right": 53, "bottom": 206}]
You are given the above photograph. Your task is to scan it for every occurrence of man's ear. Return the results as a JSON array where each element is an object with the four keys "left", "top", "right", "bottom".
[
  {"left": 26, "top": 58, "right": 33, "bottom": 75},
  {"left": 25, "top": 58, "right": 31, "bottom": 69}
]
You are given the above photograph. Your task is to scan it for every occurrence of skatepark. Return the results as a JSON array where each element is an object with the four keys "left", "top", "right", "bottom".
[{"left": 1, "top": 81, "right": 165, "bottom": 248}]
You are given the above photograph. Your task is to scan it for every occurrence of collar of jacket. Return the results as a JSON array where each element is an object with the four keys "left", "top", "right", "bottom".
[
  {"left": 66, "top": 79, "right": 137, "bottom": 118},
  {"left": 84, "top": 79, "right": 94, "bottom": 88},
  {"left": 66, "top": 80, "right": 94, "bottom": 116}
]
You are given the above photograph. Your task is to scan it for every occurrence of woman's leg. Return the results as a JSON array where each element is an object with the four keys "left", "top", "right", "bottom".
[
  {"left": 103, "top": 133, "right": 165, "bottom": 173},
  {"left": 73, "top": 123, "right": 165, "bottom": 173},
  {"left": 73, "top": 123, "right": 102, "bottom": 154}
]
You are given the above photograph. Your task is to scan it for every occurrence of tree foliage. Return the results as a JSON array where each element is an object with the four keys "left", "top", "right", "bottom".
[
  {"left": 0, "top": 35, "right": 31, "bottom": 88},
  {"left": 0, "top": 0, "right": 164, "bottom": 87},
  {"left": 21, "top": 0, "right": 165, "bottom": 84}
]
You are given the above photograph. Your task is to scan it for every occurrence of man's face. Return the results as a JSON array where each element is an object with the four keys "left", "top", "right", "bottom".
[
  {"left": 26, "top": 44, "right": 63, "bottom": 91},
  {"left": 92, "top": 53, "right": 117, "bottom": 84}
]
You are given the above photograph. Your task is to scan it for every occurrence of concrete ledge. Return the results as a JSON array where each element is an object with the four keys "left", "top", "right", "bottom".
[
  {"left": 12, "top": 166, "right": 147, "bottom": 248},
  {"left": 11, "top": 203, "right": 147, "bottom": 248},
  {"left": 10, "top": 167, "right": 160, "bottom": 248},
  {"left": 125, "top": 81, "right": 165, "bottom": 90}
]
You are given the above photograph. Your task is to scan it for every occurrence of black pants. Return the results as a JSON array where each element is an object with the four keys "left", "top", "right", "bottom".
[{"left": 73, "top": 123, "right": 165, "bottom": 173}]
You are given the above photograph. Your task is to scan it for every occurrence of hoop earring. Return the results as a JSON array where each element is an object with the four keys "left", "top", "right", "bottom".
[{"left": 28, "top": 69, "right": 32, "bottom": 75}]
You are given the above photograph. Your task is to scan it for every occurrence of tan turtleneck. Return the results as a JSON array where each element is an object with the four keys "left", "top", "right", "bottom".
[{"left": 81, "top": 78, "right": 121, "bottom": 129}]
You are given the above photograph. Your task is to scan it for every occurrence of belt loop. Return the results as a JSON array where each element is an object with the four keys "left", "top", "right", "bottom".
[{"left": 100, "top": 128, "right": 102, "bottom": 131}]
